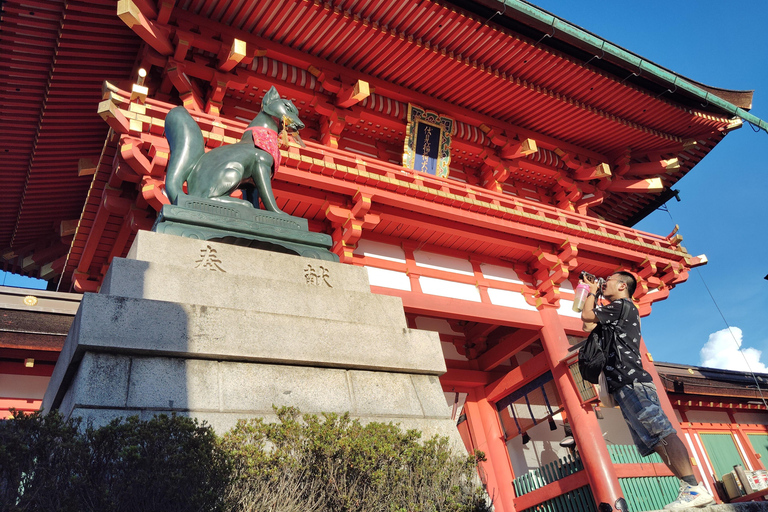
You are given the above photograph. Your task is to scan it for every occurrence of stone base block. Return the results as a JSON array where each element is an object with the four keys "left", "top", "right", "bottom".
[
  {"left": 68, "top": 407, "right": 465, "bottom": 452},
  {"left": 56, "top": 352, "right": 448, "bottom": 420},
  {"left": 54, "top": 351, "right": 462, "bottom": 450},
  {"left": 101, "top": 258, "right": 407, "bottom": 327}
]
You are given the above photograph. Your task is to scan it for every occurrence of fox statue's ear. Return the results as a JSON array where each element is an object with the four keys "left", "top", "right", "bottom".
[{"left": 262, "top": 86, "right": 279, "bottom": 106}]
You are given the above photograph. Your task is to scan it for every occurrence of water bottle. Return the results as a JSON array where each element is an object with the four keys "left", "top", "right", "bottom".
[{"left": 572, "top": 282, "right": 591, "bottom": 312}]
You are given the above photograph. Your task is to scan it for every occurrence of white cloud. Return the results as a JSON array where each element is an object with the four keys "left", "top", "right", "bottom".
[{"left": 700, "top": 327, "right": 768, "bottom": 373}]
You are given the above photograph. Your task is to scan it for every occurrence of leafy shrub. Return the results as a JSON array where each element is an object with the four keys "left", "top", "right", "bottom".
[
  {"left": 0, "top": 409, "right": 86, "bottom": 511},
  {"left": 0, "top": 411, "right": 230, "bottom": 512},
  {"left": 221, "top": 407, "right": 490, "bottom": 512},
  {"left": 1, "top": 409, "right": 489, "bottom": 512}
]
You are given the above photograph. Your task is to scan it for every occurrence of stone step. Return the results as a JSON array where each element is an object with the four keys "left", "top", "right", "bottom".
[
  {"left": 125, "top": 230, "right": 370, "bottom": 293},
  {"left": 101, "top": 257, "right": 407, "bottom": 329},
  {"left": 646, "top": 502, "right": 768, "bottom": 511},
  {"left": 57, "top": 293, "right": 445, "bottom": 374}
]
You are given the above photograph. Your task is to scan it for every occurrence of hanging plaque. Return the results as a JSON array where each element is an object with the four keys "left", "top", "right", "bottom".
[{"left": 403, "top": 104, "right": 454, "bottom": 178}]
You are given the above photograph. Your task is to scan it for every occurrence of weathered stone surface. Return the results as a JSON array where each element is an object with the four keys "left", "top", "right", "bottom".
[
  {"left": 348, "top": 370, "right": 426, "bottom": 417},
  {"left": 57, "top": 353, "right": 131, "bottom": 417},
  {"left": 66, "top": 406, "right": 464, "bottom": 451},
  {"left": 45, "top": 293, "right": 444, "bottom": 379},
  {"left": 101, "top": 258, "right": 407, "bottom": 328},
  {"left": 220, "top": 362, "right": 354, "bottom": 414},
  {"left": 45, "top": 229, "right": 462, "bottom": 452},
  {"left": 127, "top": 357, "right": 220, "bottom": 411},
  {"left": 54, "top": 355, "right": 447, "bottom": 419},
  {"left": 125, "top": 230, "right": 367, "bottom": 292},
  {"left": 646, "top": 505, "right": 768, "bottom": 512}
]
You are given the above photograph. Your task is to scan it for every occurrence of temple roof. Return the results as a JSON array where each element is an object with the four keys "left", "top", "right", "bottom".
[
  {"left": 655, "top": 361, "right": 768, "bottom": 408},
  {"left": 1, "top": 0, "right": 764, "bottom": 286}
]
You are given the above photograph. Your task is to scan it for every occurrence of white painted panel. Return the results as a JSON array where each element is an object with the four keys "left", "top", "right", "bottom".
[
  {"left": 0, "top": 374, "right": 50, "bottom": 399},
  {"left": 480, "top": 263, "right": 523, "bottom": 284},
  {"left": 444, "top": 391, "right": 467, "bottom": 420},
  {"left": 364, "top": 266, "right": 411, "bottom": 291},
  {"left": 414, "top": 250, "right": 474, "bottom": 276},
  {"left": 441, "top": 341, "right": 467, "bottom": 361},
  {"left": 416, "top": 317, "right": 462, "bottom": 335},
  {"left": 685, "top": 410, "right": 731, "bottom": 424},
  {"left": 420, "top": 276, "right": 481, "bottom": 301},
  {"left": 734, "top": 433, "right": 754, "bottom": 470},
  {"left": 560, "top": 280, "right": 574, "bottom": 292},
  {"left": 354, "top": 239, "right": 406, "bottom": 263},
  {"left": 733, "top": 412, "right": 768, "bottom": 425},
  {"left": 487, "top": 288, "right": 537, "bottom": 311},
  {"left": 558, "top": 299, "right": 582, "bottom": 318}
]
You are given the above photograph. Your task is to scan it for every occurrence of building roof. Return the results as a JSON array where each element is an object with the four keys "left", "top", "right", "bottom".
[
  {"left": 1, "top": 0, "right": 765, "bottom": 286},
  {"left": 655, "top": 360, "right": 768, "bottom": 408},
  {"left": 464, "top": 0, "right": 764, "bottom": 129}
]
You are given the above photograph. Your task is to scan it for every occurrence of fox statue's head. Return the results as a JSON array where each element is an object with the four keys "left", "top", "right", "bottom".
[{"left": 261, "top": 86, "right": 305, "bottom": 132}]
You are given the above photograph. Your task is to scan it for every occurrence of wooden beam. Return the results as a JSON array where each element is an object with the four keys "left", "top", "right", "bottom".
[
  {"left": 59, "top": 220, "right": 78, "bottom": 238},
  {"left": 477, "top": 328, "right": 540, "bottom": 371},
  {"left": 573, "top": 162, "right": 612, "bottom": 181},
  {"left": 77, "top": 157, "right": 98, "bottom": 177},
  {"left": 626, "top": 158, "right": 680, "bottom": 176},
  {"left": 485, "top": 351, "right": 549, "bottom": 402},
  {"left": 218, "top": 38, "right": 247, "bottom": 72},
  {"left": 157, "top": 0, "right": 176, "bottom": 25},
  {"left": 171, "top": 8, "right": 614, "bottom": 164},
  {"left": 606, "top": 177, "right": 664, "bottom": 193},
  {"left": 97, "top": 99, "right": 131, "bottom": 133},
  {"left": 336, "top": 79, "right": 370, "bottom": 108},
  {"left": 498, "top": 138, "right": 538, "bottom": 160},
  {"left": 117, "top": 0, "right": 174, "bottom": 56},
  {"left": 512, "top": 471, "right": 589, "bottom": 511},
  {"left": 440, "top": 368, "right": 497, "bottom": 388}
]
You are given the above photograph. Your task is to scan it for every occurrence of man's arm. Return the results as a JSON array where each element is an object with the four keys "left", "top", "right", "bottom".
[{"left": 580, "top": 278, "right": 601, "bottom": 324}]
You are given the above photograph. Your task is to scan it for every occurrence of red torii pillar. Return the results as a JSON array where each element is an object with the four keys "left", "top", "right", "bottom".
[
  {"left": 538, "top": 305, "right": 625, "bottom": 510},
  {"left": 463, "top": 387, "right": 516, "bottom": 512}
]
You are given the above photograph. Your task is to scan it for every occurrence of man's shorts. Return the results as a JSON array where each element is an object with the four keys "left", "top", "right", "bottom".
[{"left": 612, "top": 381, "right": 676, "bottom": 456}]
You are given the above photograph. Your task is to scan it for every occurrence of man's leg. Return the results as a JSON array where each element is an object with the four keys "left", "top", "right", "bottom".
[
  {"left": 614, "top": 383, "right": 715, "bottom": 509},
  {"left": 653, "top": 433, "right": 695, "bottom": 482}
]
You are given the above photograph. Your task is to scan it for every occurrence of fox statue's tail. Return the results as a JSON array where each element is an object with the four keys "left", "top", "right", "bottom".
[{"left": 164, "top": 106, "right": 205, "bottom": 204}]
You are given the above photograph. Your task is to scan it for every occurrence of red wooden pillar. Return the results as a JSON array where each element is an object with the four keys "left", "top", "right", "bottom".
[
  {"left": 538, "top": 305, "right": 625, "bottom": 509},
  {"left": 639, "top": 338, "right": 683, "bottom": 433},
  {"left": 638, "top": 339, "right": 714, "bottom": 483},
  {"left": 464, "top": 387, "right": 516, "bottom": 512}
]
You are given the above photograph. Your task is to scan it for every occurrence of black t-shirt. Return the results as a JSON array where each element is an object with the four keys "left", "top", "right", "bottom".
[{"left": 593, "top": 298, "right": 653, "bottom": 393}]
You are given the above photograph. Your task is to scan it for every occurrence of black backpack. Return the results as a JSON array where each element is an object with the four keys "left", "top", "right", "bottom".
[{"left": 578, "top": 300, "right": 630, "bottom": 384}]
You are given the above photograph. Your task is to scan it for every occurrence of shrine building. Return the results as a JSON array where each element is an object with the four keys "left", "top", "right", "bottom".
[{"left": 2, "top": 0, "right": 768, "bottom": 510}]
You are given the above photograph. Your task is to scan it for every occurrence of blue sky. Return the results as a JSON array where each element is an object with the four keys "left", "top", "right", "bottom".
[
  {"left": 532, "top": 0, "right": 768, "bottom": 370},
  {"left": 2, "top": 0, "right": 766, "bottom": 372}
]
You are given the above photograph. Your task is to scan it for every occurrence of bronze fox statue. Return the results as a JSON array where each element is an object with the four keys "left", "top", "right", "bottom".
[{"left": 163, "top": 86, "right": 304, "bottom": 214}]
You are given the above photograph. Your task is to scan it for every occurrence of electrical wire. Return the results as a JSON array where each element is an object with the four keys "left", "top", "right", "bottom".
[
  {"left": 659, "top": 206, "right": 768, "bottom": 409},
  {"left": 695, "top": 271, "right": 768, "bottom": 408}
]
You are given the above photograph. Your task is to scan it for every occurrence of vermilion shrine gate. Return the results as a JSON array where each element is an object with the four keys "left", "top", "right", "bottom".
[{"left": 2, "top": 0, "right": 767, "bottom": 510}]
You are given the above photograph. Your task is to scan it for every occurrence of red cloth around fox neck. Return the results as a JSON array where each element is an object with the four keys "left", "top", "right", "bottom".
[{"left": 243, "top": 126, "right": 280, "bottom": 175}]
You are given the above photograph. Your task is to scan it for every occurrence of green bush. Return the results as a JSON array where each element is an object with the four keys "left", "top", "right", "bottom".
[
  {"left": 220, "top": 407, "right": 490, "bottom": 512},
  {"left": 0, "top": 409, "right": 490, "bottom": 512},
  {"left": 0, "top": 411, "right": 230, "bottom": 512}
]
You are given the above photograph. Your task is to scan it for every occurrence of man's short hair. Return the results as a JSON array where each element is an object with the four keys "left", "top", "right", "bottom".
[{"left": 613, "top": 271, "right": 637, "bottom": 298}]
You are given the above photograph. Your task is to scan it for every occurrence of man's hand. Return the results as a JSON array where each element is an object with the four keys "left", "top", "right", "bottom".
[
  {"left": 579, "top": 274, "right": 599, "bottom": 324},
  {"left": 581, "top": 273, "right": 600, "bottom": 295}
]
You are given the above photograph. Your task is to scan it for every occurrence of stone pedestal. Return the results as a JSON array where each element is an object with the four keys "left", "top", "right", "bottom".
[
  {"left": 43, "top": 231, "right": 460, "bottom": 444},
  {"left": 153, "top": 196, "right": 338, "bottom": 262}
]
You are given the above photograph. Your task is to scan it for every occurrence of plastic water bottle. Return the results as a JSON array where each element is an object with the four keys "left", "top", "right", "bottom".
[{"left": 572, "top": 282, "right": 591, "bottom": 312}]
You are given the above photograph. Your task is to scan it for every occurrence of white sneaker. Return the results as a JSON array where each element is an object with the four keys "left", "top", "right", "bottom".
[{"left": 663, "top": 483, "right": 715, "bottom": 509}]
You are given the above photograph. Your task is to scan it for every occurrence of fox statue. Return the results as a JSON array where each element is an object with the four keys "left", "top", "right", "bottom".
[{"left": 163, "top": 86, "right": 304, "bottom": 214}]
